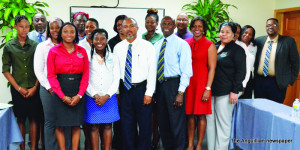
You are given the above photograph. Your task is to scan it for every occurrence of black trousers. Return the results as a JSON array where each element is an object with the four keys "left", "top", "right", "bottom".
[
  {"left": 240, "top": 72, "right": 254, "bottom": 99},
  {"left": 254, "top": 75, "right": 287, "bottom": 103},
  {"left": 120, "top": 82, "right": 152, "bottom": 150},
  {"left": 156, "top": 78, "right": 186, "bottom": 150}
]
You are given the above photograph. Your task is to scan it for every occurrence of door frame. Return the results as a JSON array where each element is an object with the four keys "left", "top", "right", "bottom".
[{"left": 274, "top": 7, "right": 300, "bottom": 35}]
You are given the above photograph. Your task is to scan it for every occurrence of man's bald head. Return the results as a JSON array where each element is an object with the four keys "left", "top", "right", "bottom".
[
  {"left": 33, "top": 13, "right": 47, "bottom": 34},
  {"left": 176, "top": 12, "right": 189, "bottom": 32}
]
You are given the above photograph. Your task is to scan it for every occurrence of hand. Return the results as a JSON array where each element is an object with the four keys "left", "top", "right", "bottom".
[
  {"left": 94, "top": 94, "right": 109, "bottom": 107},
  {"left": 229, "top": 92, "right": 238, "bottom": 104},
  {"left": 202, "top": 90, "right": 210, "bottom": 102},
  {"left": 116, "top": 94, "right": 120, "bottom": 105},
  {"left": 48, "top": 88, "right": 54, "bottom": 96},
  {"left": 173, "top": 94, "right": 184, "bottom": 109},
  {"left": 62, "top": 96, "right": 72, "bottom": 105},
  {"left": 25, "top": 86, "right": 37, "bottom": 98},
  {"left": 19, "top": 87, "right": 28, "bottom": 98},
  {"left": 70, "top": 95, "right": 81, "bottom": 106},
  {"left": 144, "top": 95, "right": 152, "bottom": 105}
]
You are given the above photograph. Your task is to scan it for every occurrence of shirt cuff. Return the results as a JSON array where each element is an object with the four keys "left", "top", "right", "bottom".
[
  {"left": 178, "top": 85, "right": 186, "bottom": 93},
  {"left": 145, "top": 90, "right": 154, "bottom": 97},
  {"left": 57, "top": 91, "right": 65, "bottom": 99},
  {"left": 45, "top": 83, "right": 51, "bottom": 90}
]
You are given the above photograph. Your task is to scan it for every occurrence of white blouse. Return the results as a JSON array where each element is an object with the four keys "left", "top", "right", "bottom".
[
  {"left": 78, "top": 38, "right": 92, "bottom": 61},
  {"left": 236, "top": 40, "right": 257, "bottom": 87},
  {"left": 86, "top": 51, "right": 120, "bottom": 97},
  {"left": 34, "top": 39, "right": 55, "bottom": 90}
]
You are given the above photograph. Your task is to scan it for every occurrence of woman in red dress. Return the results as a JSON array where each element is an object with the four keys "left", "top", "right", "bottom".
[{"left": 185, "top": 16, "right": 217, "bottom": 150}]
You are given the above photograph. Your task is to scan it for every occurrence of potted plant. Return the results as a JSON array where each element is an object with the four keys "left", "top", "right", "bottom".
[
  {"left": 182, "top": 0, "right": 236, "bottom": 42},
  {"left": 0, "top": 0, "right": 49, "bottom": 49}
]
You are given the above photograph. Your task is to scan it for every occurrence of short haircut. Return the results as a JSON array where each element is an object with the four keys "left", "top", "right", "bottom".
[
  {"left": 123, "top": 18, "right": 138, "bottom": 27},
  {"left": 161, "top": 16, "right": 175, "bottom": 24},
  {"left": 189, "top": 16, "right": 208, "bottom": 35},
  {"left": 15, "top": 15, "right": 29, "bottom": 25},
  {"left": 145, "top": 8, "right": 159, "bottom": 23},
  {"left": 113, "top": 15, "right": 127, "bottom": 33},
  {"left": 47, "top": 18, "right": 64, "bottom": 38},
  {"left": 87, "top": 18, "right": 99, "bottom": 28},
  {"left": 219, "top": 22, "right": 237, "bottom": 34},
  {"left": 238, "top": 25, "right": 256, "bottom": 46},
  {"left": 267, "top": 18, "right": 279, "bottom": 24},
  {"left": 57, "top": 22, "right": 79, "bottom": 44}
]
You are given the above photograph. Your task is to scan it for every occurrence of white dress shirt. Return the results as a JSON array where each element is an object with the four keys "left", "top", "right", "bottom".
[
  {"left": 28, "top": 30, "right": 47, "bottom": 43},
  {"left": 78, "top": 38, "right": 92, "bottom": 61},
  {"left": 86, "top": 51, "right": 120, "bottom": 97},
  {"left": 236, "top": 40, "right": 257, "bottom": 87},
  {"left": 34, "top": 38, "right": 55, "bottom": 90},
  {"left": 114, "top": 38, "right": 157, "bottom": 97}
]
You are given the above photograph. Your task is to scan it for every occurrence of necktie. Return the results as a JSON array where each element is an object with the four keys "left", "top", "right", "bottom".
[
  {"left": 38, "top": 34, "right": 43, "bottom": 43},
  {"left": 263, "top": 40, "right": 273, "bottom": 77},
  {"left": 157, "top": 39, "right": 167, "bottom": 83},
  {"left": 124, "top": 44, "right": 133, "bottom": 90}
]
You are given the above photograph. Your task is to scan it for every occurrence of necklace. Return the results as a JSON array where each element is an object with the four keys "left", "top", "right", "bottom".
[
  {"left": 67, "top": 46, "right": 74, "bottom": 53},
  {"left": 96, "top": 56, "right": 104, "bottom": 65}
]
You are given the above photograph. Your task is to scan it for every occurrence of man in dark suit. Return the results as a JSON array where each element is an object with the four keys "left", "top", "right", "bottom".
[{"left": 254, "top": 18, "right": 299, "bottom": 103}]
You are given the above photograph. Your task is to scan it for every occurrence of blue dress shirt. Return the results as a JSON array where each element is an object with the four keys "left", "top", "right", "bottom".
[{"left": 154, "top": 34, "right": 193, "bottom": 92}]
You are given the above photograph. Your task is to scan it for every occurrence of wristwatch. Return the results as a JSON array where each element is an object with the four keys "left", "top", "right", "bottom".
[
  {"left": 77, "top": 94, "right": 82, "bottom": 99},
  {"left": 205, "top": 86, "right": 211, "bottom": 91}
]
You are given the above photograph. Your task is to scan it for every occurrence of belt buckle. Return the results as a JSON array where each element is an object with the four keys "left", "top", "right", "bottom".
[
  {"left": 68, "top": 78, "right": 75, "bottom": 80},
  {"left": 132, "top": 84, "right": 137, "bottom": 88}
]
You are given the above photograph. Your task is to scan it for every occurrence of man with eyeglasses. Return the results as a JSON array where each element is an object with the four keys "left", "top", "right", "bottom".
[
  {"left": 175, "top": 12, "right": 193, "bottom": 39},
  {"left": 254, "top": 18, "right": 299, "bottom": 103},
  {"left": 28, "top": 13, "right": 47, "bottom": 43}
]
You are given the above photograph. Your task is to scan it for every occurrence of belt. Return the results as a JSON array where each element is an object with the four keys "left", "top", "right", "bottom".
[
  {"left": 57, "top": 74, "right": 82, "bottom": 81},
  {"left": 160, "top": 75, "right": 180, "bottom": 82},
  {"left": 121, "top": 80, "right": 147, "bottom": 88}
]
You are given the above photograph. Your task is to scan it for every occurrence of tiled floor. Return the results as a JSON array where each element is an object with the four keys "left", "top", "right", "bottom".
[{"left": 24, "top": 130, "right": 209, "bottom": 150}]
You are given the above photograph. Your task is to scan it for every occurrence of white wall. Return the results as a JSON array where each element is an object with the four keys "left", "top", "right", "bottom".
[
  {"left": 0, "top": 0, "right": 281, "bottom": 103},
  {"left": 276, "top": 0, "right": 300, "bottom": 9}
]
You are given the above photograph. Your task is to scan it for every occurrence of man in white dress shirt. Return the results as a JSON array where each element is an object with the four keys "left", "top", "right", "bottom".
[
  {"left": 114, "top": 18, "right": 157, "bottom": 150},
  {"left": 28, "top": 13, "right": 47, "bottom": 43}
]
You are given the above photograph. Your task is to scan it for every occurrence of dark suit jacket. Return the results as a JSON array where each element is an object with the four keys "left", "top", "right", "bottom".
[{"left": 254, "top": 35, "right": 300, "bottom": 89}]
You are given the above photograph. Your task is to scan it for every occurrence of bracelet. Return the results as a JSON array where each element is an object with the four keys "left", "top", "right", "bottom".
[
  {"left": 178, "top": 91, "right": 184, "bottom": 96},
  {"left": 18, "top": 87, "right": 21, "bottom": 92},
  {"left": 77, "top": 94, "right": 82, "bottom": 99}
]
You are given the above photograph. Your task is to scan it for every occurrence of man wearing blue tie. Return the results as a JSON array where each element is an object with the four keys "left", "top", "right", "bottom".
[
  {"left": 114, "top": 18, "right": 157, "bottom": 150},
  {"left": 254, "top": 18, "right": 299, "bottom": 103},
  {"left": 154, "top": 16, "right": 193, "bottom": 150},
  {"left": 28, "top": 13, "right": 47, "bottom": 43}
]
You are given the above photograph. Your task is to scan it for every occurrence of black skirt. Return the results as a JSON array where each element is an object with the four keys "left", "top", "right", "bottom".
[
  {"left": 11, "top": 86, "right": 42, "bottom": 118},
  {"left": 53, "top": 74, "right": 86, "bottom": 126}
]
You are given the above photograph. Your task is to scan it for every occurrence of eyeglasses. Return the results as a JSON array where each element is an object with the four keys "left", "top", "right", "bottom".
[
  {"left": 177, "top": 19, "right": 188, "bottom": 22},
  {"left": 266, "top": 24, "right": 278, "bottom": 28}
]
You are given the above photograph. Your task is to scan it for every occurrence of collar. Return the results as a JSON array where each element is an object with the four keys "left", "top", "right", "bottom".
[
  {"left": 44, "top": 38, "right": 56, "bottom": 47},
  {"left": 164, "top": 33, "right": 175, "bottom": 42},
  {"left": 32, "top": 30, "right": 46, "bottom": 37},
  {"left": 124, "top": 37, "right": 139, "bottom": 46},
  {"left": 57, "top": 42, "right": 80, "bottom": 52},
  {"left": 11, "top": 36, "right": 33, "bottom": 46},
  {"left": 267, "top": 34, "right": 279, "bottom": 43}
]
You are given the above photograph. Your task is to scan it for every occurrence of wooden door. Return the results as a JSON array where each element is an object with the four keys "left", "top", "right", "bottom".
[{"left": 282, "top": 11, "right": 300, "bottom": 106}]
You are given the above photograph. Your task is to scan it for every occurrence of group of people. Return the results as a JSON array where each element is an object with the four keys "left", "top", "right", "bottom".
[{"left": 2, "top": 7, "right": 299, "bottom": 150}]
